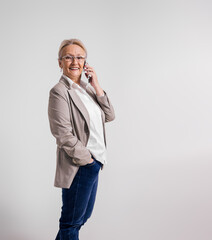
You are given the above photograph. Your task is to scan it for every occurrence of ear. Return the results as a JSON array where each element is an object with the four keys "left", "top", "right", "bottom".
[{"left": 58, "top": 59, "right": 63, "bottom": 69}]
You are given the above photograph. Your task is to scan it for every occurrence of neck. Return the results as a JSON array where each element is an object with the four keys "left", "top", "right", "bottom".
[
  {"left": 72, "top": 78, "right": 81, "bottom": 85},
  {"left": 65, "top": 74, "right": 81, "bottom": 85}
]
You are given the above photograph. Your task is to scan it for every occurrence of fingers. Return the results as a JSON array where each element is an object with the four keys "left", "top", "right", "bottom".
[
  {"left": 84, "top": 66, "right": 93, "bottom": 73},
  {"left": 84, "top": 64, "right": 94, "bottom": 79},
  {"left": 84, "top": 68, "right": 92, "bottom": 81},
  {"left": 84, "top": 63, "right": 94, "bottom": 72},
  {"left": 84, "top": 68, "right": 93, "bottom": 76},
  {"left": 84, "top": 63, "right": 97, "bottom": 84}
]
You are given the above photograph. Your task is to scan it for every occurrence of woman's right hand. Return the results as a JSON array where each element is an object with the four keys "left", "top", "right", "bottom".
[{"left": 88, "top": 158, "right": 94, "bottom": 164}]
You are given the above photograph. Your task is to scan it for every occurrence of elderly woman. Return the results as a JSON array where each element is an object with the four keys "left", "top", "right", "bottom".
[{"left": 48, "top": 39, "right": 115, "bottom": 240}]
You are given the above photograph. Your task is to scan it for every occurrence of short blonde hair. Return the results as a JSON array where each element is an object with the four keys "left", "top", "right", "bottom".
[{"left": 58, "top": 38, "right": 87, "bottom": 60}]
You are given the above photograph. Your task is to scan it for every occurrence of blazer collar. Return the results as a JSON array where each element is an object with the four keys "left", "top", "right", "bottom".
[
  {"left": 59, "top": 75, "right": 91, "bottom": 130},
  {"left": 59, "top": 75, "right": 105, "bottom": 131},
  {"left": 59, "top": 75, "right": 71, "bottom": 89},
  {"left": 59, "top": 75, "right": 96, "bottom": 100}
]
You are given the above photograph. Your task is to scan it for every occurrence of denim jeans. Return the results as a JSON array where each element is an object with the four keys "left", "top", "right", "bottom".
[{"left": 55, "top": 156, "right": 102, "bottom": 240}]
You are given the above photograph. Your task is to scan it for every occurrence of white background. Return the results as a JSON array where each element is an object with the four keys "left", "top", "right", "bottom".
[{"left": 0, "top": 0, "right": 212, "bottom": 240}]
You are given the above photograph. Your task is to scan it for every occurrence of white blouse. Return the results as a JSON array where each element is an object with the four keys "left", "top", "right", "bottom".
[{"left": 62, "top": 74, "right": 107, "bottom": 165}]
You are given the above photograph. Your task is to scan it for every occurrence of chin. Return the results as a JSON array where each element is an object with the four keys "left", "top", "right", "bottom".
[{"left": 67, "top": 73, "right": 81, "bottom": 80}]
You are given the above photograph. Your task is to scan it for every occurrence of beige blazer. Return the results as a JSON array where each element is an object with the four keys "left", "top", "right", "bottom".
[{"left": 48, "top": 76, "right": 115, "bottom": 188}]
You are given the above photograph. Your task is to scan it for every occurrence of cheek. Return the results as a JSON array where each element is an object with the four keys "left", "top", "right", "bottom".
[
  {"left": 65, "top": 63, "right": 70, "bottom": 69},
  {"left": 79, "top": 64, "right": 84, "bottom": 72}
]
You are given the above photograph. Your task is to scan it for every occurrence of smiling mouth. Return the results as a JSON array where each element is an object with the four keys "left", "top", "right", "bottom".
[{"left": 69, "top": 67, "right": 80, "bottom": 70}]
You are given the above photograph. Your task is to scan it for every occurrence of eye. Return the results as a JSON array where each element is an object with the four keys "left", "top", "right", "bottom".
[
  {"left": 65, "top": 56, "right": 72, "bottom": 60},
  {"left": 77, "top": 56, "right": 84, "bottom": 60}
]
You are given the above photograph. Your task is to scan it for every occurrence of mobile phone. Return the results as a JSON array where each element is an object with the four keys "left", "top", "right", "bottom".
[{"left": 83, "top": 61, "right": 92, "bottom": 83}]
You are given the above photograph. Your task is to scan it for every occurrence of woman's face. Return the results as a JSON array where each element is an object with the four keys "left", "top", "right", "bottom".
[{"left": 59, "top": 44, "right": 86, "bottom": 81}]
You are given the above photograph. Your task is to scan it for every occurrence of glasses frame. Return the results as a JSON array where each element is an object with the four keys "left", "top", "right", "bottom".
[{"left": 61, "top": 55, "right": 86, "bottom": 62}]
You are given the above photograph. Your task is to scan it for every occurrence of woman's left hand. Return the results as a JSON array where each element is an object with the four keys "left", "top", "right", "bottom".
[{"left": 84, "top": 63, "right": 104, "bottom": 96}]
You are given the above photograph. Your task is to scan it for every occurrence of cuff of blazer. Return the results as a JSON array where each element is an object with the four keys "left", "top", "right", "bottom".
[{"left": 96, "top": 90, "right": 109, "bottom": 104}]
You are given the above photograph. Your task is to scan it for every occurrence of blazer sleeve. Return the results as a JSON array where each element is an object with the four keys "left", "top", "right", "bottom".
[
  {"left": 96, "top": 90, "right": 115, "bottom": 122},
  {"left": 48, "top": 87, "right": 92, "bottom": 166}
]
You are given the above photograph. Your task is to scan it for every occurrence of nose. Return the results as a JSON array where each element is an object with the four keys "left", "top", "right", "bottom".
[{"left": 72, "top": 57, "right": 78, "bottom": 63}]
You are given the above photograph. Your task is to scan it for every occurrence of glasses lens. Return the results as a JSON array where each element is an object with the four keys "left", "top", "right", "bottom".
[
  {"left": 64, "top": 56, "right": 73, "bottom": 62},
  {"left": 63, "top": 56, "right": 85, "bottom": 62},
  {"left": 76, "top": 56, "right": 85, "bottom": 62}
]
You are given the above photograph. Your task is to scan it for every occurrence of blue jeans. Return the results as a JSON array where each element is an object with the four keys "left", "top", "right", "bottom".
[{"left": 55, "top": 156, "right": 102, "bottom": 240}]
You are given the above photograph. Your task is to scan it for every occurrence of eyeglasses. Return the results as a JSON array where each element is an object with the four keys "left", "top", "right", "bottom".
[{"left": 61, "top": 55, "right": 86, "bottom": 62}]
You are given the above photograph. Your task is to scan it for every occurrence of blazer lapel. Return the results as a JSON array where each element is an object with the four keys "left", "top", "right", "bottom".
[{"left": 59, "top": 76, "right": 90, "bottom": 130}]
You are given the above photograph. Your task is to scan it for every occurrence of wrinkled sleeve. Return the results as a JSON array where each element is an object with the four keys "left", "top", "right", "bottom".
[{"left": 96, "top": 90, "right": 115, "bottom": 122}]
